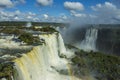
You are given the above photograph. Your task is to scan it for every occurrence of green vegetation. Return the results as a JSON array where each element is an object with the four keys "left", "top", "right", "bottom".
[
  {"left": 0, "top": 26, "right": 57, "bottom": 35},
  {"left": 0, "top": 21, "right": 68, "bottom": 27},
  {"left": 0, "top": 27, "right": 43, "bottom": 45},
  {"left": 0, "top": 26, "right": 58, "bottom": 45},
  {"left": 18, "top": 33, "right": 42, "bottom": 45},
  {"left": 31, "top": 26, "right": 57, "bottom": 33},
  {"left": 0, "top": 63, "right": 14, "bottom": 80},
  {"left": 59, "top": 54, "right": 67, "bottom": 58},
  {"left": 71, "top": 50, "right": 120, "bottom": 80},
  {"left": 0, "top": 27, "right": 25, "bottom": 35}
]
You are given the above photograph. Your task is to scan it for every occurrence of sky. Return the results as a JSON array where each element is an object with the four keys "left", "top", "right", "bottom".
[{"left": 0, "top": 0, "right": 120, "bottom": 23}]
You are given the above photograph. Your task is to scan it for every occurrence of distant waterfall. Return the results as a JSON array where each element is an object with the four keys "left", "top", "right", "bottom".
[
  {"left": 13, "top": 33, "right": 80, "bottom": 80},
  {"left": 80, "top": 28, "right": 98, "bottom": 51}
]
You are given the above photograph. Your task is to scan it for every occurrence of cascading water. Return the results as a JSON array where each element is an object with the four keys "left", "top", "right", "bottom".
[
  {"left": 80, "top": 28, "right": 98, "bottom": 51},
  {"left": 13, "top": 33, "right": 80, "bottom": 80}
]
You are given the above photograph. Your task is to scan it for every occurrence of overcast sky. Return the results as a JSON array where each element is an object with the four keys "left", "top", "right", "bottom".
[{"left": 0, "top": 0, "right": 120, "bottom": 23}]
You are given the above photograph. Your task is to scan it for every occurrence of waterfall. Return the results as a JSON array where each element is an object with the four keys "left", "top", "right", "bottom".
[
  {"left": 13, "top": 33, "right": 80, "bottom": 80},
  {"left": 80, "top": 28, "right": 98, "bottom": 51}
]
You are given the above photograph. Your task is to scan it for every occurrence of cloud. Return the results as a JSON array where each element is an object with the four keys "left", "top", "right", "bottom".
[
  {"left": 37, "top": 0, "right": 53, "bottom": 6},
  {"left": 110, "top": 0, "right": 120, "bottom": 7},
  {"left": 41, "top": 14, "right": 68, "bottom": 22},
  {"left": 0, "top": 0, "right": 26, "bottom": 8},
  {"left": 0, "top": 0, "right": 14, "bottom": 8},
  {"left": 67, "top": 2, "right": 120, "bottom": 24},
  {"left": 14, "top": 0, "right": 26, "bottom": 4},
  {"left": 70, "top": 10, "right": 86, "bottom": 17},
  {"left": 0, "top": 10, "right": 68, "bottom": 22},
  {"left": 64, "top": 1, "right": 84, "bottom": 11},
  {"left": 43, "top": 14, "right": 49, "bottom": 19},
  {"left": 91, "top": 2, "right": 120, "bottom": 23},
  {"left": 15, "top": 10, "right": 21, "bottom": 15},
  {"left": 0, "top": 10, "right": 39, "bottom": 21},
  {"left": 0, "top": 1, "right": 120, "bottom": 24},
  {"left": 63, "top": 1, "right": 86, "bottom": 21},
  {"left": 19, "top": 0, "right": 26, "bottom": 3},
  {"left": 91, "top": 2, "right": 117, "bottom": 11},
  {"left": 60, "top": 14, "right": 67, "bottom": 20}
]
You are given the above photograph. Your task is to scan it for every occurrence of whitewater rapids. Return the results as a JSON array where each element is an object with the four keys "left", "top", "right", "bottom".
[
  {"left": 80, "top": 28, "right": 98, "bottom": 51},
  {"left": 13, "top": 33, "right": 81, "bottom": 80}
]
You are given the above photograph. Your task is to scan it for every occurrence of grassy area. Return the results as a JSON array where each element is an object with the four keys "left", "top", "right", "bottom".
[{"left": 71, "top": 50, "right": 120, "bottom": 80}]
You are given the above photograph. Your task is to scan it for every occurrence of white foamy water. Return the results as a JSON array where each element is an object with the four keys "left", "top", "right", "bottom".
[
  {"left": 80, "top": 28, "right": 98, "bottom": 51},
  {"left": 13, "top": 33, "right": 81, "bottom": 80}
]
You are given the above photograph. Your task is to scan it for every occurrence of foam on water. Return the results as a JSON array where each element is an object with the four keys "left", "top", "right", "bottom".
[{"left": 13, "top": 33, "right": 81, "bottom": 80}]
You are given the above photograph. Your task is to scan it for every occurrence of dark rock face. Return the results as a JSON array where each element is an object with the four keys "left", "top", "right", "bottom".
[
  {"left": 62, "top": 26, "right": 86, "bottom": 44},
  {"left": 62, "top": 24, "right": 120, "bottom": 56},
  {"left": 96, "top": 28, "right": 120, "bottom": 56},
  {"left": 69, "top": 27, "right": 86, "bottom": 43}
]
